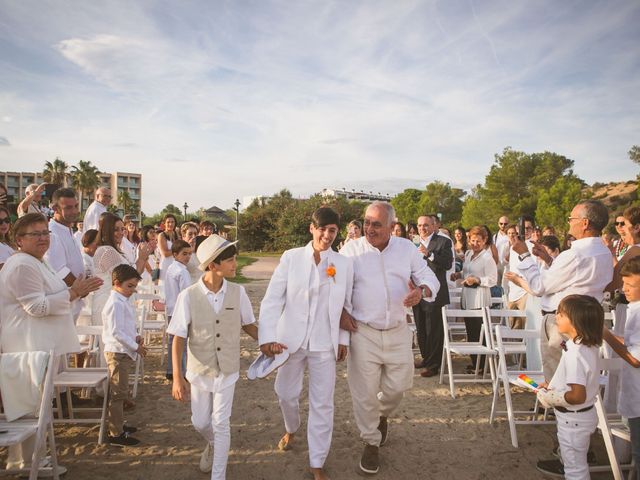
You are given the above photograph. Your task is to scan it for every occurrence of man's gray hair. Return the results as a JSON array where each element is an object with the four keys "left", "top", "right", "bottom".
[
  {"left": 367, "top": 201, "right": 396, "bottom": 227},
  {"left": 578, "top": 200, "right": 608, "bottom": 233},
  {"left": 25, "top": 183, "right": 38, "bottom": 195}
]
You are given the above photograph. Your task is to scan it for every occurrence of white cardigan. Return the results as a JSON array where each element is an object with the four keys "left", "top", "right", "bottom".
[
  {"left": 460, "top": 248, "right": 498, "bottom": 310},
  {"left": 0, "top": 252, "right": 80, "bottom": 354}
]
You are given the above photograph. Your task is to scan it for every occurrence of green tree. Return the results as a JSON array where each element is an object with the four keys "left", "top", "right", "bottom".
[
  {"left": 391, "top": 189, "right": 423, "bottom": 223},
  {"left": 117, "top": 190, "right": 133, "bottom": 214},
  {"left": 535, "top": 175, "right": 585, "bottom": 235},
  {"left": 460, "top": 147, "right": 580, "bottom": 227},
  {"left": 42, "top": 157, "right": 69, "bottom": 186},
  {"left": 629, "top": 145, "right": 640, "bottom": 165},
  {"left": 418, "top": 181, "right": 465, "bottom": 226},
  {"left": 69, "top": 160, "right": 101, "bottom": 214}
]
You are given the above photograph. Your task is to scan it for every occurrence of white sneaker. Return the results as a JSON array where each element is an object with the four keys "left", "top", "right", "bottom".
[{"left": 199, "top": 443, "right": 214, "bottom": 473}]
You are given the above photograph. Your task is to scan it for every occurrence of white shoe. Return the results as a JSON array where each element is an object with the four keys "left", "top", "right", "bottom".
[{"left": 199, "top": 443, "right": 214, "bottom": 473}]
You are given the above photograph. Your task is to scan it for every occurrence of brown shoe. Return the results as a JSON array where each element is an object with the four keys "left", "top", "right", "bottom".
[
  {"left": 420, "top": 368, "right": 439, "bottom": 378},
  {"left": 359, "top": 444, "right": 379, "bottom": 474},
  {"left": 377, "top": 416, "right": 388, "bottom": 446}
]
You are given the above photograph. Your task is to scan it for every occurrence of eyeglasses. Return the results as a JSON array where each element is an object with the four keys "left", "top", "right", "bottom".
[
  {"left": 363, "top": 220, "right": 384, "bottom": 229},
  {"left": 20, "top": 230, "right": 51, "bottom": 238},
  {"left": 567, "top": 216, "right": 585, "bottom": 223},
  {"left": 0, "top": 218, "right": 10, "bottom": 225},
  {"left": 499, "top": 222, "right": 508, "bottom": 226},
  {"left": 615, "top": 221, "right": 626, "bottom": 227}
]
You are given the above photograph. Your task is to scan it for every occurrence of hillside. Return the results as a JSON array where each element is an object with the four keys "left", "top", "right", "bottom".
[{"left": 585, "top": 179, "right": 638, "bottom": 215}]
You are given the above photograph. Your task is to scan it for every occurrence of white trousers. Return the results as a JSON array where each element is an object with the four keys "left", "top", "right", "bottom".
[
  {"left": 191, "top": 382, "right": 236, "bottom": 480},
  {"left": 556, "top": 409, "right": 598, "bottom": 480},
  {"left": 274, "top": 348, "right": 336, "bottom": 468},
  {"left": 347, "top": 321, "right": 413, "bottom": 446}
]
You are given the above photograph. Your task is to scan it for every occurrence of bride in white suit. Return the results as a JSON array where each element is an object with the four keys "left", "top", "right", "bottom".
[{"left": 258, "top": 207, "right": 353, "bottom": 480}]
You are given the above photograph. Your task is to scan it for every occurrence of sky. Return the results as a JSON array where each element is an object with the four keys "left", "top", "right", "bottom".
[{"left": 0, "top": 0, "right": 639, "bottom": 214}]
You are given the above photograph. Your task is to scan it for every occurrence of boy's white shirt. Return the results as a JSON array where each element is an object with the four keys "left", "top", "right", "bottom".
[
  {"left": 102, "top": 290, "right": 139, "bottom": 360},
  {"left": 619, "top": 301, "right": 640, "bottom": 418},
  {"left": 164, "top": 260, "right": 191, "bottom": 316},
  {"left": 167, "top": 277, "right": 255, "bottom": 393},
  {"left": 548, "top": 338, "right": 599, "bottom": 411}
]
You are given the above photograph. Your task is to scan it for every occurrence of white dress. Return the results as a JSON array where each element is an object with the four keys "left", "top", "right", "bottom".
[
  {"left": 0, "top": 252, "right": 80, "bottom": 354},
  {"left": 158, "top": 233, "right": 175, "bottom": 283},
  {"left": 91, "top": 245, "right": 129, "bottom": 325}
]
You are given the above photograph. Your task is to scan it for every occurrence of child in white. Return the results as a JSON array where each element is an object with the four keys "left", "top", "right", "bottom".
[
  {"left": 167, "top": 235, "right": 258, "bottom": 480},
  {"left": 164, "top": 239, "right": 192, "bottom": 378},
  {"left": 537, "top": 294, "right": 604, "bottom": 480},
  {"left": 604, "top": 257, "right": 640, "bottom": 478}
]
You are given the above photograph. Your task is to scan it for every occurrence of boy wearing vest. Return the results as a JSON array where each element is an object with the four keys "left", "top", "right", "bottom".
[{"left": 167, "top": 234, "right": 258, "bottom": 480}]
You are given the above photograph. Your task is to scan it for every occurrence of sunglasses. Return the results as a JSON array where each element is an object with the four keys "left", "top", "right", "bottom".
[
  {"left": 499, "top": 222, "right": 508, "bottom": 226},
  {"left": 0, "top": 218, "right": 10, "bottom": 225},
  {"left": 615, "top": 221, "right": 625, "bottom": 227}
]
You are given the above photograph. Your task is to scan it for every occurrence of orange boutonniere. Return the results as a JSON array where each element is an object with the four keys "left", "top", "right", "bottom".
[{"left": 326, "top": 263, "right": 336, "bottom": 282}]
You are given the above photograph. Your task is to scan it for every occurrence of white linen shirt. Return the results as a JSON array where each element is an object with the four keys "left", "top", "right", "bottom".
[
  {"left": 120, "top": 237, "right": 137, "bottom": 265},
  {"left": 506, "top": 240, "right": 533, "bottom": 302},
  {"left": 516, "top": 237, "right": 613, "bottom": 311},
  {"left": 82, "top": 201, "right": 106, "bottom": 232},
  {"left": 619, "top": 301, "right": 640, "bottom": 418},
  {"left": 340, "top": 236, "right": 439, "bottom": 330},
  {"left": 167, "top": 278, "right": 255, "bottom": 392},
  {"left": 102, "top": 290, "right": 139, "bottom": 360},
  {"left": 164, "top": 261, "right": 192, "bottom": 316},
  {"left": 302, "top": 248, "right": 332, "bottom": 352},
  {"left": 549, "top": 339, "right": 599, "bottom": 410},
  {"left": 45, "top": 219, "right": 85, "bottom": 281}
]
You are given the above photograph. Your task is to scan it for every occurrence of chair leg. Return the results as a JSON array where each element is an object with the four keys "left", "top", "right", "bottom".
[
  {"left": 439, "top": 349, "right": 446, "bottom": 385},
  {"left": 48, "top": 419, "right": 60, "bottom": 480},
  {"left": 55, "top": 389, "right": 63, "bottom": 420},
  {"left": 446, "top": 349, "right": 456, "bottom": 399},
  {"left": 503, "top": 377, "right": 519, "bottom": 448},
  {"left": 65, "top": 388, "right": 74, "bottom": 420}
]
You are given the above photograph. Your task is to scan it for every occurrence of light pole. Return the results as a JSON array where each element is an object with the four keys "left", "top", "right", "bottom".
[
  {"left": 234, "top": 198, "right": 240, "bottom": 242},
  {"left": 183, "top": 202, "right": 188, "bottom": 221}
]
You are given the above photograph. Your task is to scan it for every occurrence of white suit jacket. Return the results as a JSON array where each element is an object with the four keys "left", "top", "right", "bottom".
[{"left": 258, "top": 243, "right": 353, "bottom": 359}]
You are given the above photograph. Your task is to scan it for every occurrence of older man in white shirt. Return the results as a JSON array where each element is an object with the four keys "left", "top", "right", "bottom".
[
  {"left": 512, "top": 200, "right": 613, "bottom": 381},
  {"left": 340, "top": 201, "right": 439, "bottom": 475},
  {"left": 83, "top": 187, "right": 111, "bottom": 232}
]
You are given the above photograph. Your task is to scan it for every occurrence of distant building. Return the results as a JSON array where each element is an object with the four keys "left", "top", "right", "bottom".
[
  {"left": 321, "top": 188, "right": 392, "bottom": 202},
  {"left": 0, "top": 170, "right": 142, "bottom": 218},
  {"left": 203, "top": 205, "right": 233, "bottom": 224}
]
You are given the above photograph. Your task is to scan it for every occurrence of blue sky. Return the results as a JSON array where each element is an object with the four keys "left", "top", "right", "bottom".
[{"left": 0, "top": 0, "right": 639, "bottom": 214}]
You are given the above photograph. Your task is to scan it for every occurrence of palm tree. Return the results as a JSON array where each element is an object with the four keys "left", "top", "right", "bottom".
[
  {"left": 42, "top": 157, "right": 69, "bottom": 186},
  {"left": 118, "top": 190, "right": 133, "bottom": 214},
  {"left": 70, "top": 160, "right": 101, "bottom": 213}
]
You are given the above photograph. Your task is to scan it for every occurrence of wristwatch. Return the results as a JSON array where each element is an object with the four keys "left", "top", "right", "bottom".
[
  {"left": 518, "top": 252, "right": 532, "bottom": 261},
  {"left": 421, "top": 287, "right": 430, "bottom": 299}
]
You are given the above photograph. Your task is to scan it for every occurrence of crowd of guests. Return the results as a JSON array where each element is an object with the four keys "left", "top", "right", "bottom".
[{"left": 1, "top": 181, "right": 639, "bottom": 480}]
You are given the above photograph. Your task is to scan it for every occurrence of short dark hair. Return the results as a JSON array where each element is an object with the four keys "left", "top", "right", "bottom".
[
  {"left": 311, "top": 207, "right": 340, "bottom": 228},
  {"left": 81, "top": 229, "right": 99, "bottom": 247},
  {"left": 521, "top": 214, "right": 535, "bottom": 225},
  {"left": 577, "top": 200, "right": 608, "bottom": 233},
  {"left": 557, "top": 294, "right": 603, "bottom": 347},
  {"left": 140, "top": 225, "right": 157, "bottom": 242},
  {"left": 539, "top": 235, "right": 560, "bottom": 253},
  {"left": 51, "top": 187, "right": 77, "bottom": 206},
  {"left": 621, "top": 256, "right": 640, "bottom": 277},
  {"left": 213, "top": 244, "right": 238, "bottom": 265},
  {"left": 112, "top": 264, "right": 141, "bottom": 285},
  {"left": 623, "top": 206, "right": 640, "bottom": 227},
  {"left": 171, "top": 239, "right": 191, "bottom": 255}
]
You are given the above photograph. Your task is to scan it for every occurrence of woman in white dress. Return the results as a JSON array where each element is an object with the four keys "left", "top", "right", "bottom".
[
  {"left": 0, "top": 206, "right": 15, "bottom": 270},
  {"left": 180, "top": 221, "right": 202, "bottom": 284},
  {"left": 0, "top": 213, "right": 101, "bottom": 474},
  {"left": 91, "top": 213, "right": 151, "bottom": 325},
  {"left": 451, "top": 225, "right": 498, "bottom": 373},
  {"left": 157, "top": 214, "right": 178, "bottom": 283}
]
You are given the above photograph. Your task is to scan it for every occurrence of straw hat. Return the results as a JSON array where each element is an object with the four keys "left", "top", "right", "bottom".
[
  {"left": 196, "top": 234, "right": 239, "bottom": 271},
  {"left": 247, "top": 351, "right": 290, "bottom": 380}
]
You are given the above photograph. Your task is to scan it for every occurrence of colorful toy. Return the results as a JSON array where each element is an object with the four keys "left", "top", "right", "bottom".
[{"left": 518, "top": 373, "right": 540, "bottom": 390}]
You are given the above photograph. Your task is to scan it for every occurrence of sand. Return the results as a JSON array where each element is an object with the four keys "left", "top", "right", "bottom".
[{"left": 4, "top": 256, "right": 616, "bottom": 479}]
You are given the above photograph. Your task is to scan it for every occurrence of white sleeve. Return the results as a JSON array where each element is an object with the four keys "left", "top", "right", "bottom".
[
  {"left": 43, "top": 233, "right": 70, "bottom": 279},
  {"left": 239, "top": 286, "right": 256, "bottom": 326},
  {"left": 563, "top": 349, "right": 589, "bottom": 387},
  {"left": 105, "top": 301, "right": 139, "bottom": 352},
  {"left": 410, "top": 246, "right": 440, "bottom": 301},
  {"left": 339, "top": 256, "right": 354, "bottom": 346},
  {"left": 95, "top": 247, "right": 126, "bottom": 274},
  {"left": 166, "top": 290, "right": 191, "bottom": 338},
  {"left": 7, "top": 262, "right": 71, "bottom": 317},
  {"left": 518, "top": 249, "right": 576, "bottom": 297},
  {"left": 258, "top": 251, "right": 290, "bottom": 345},
  {"left": 179, "top": 269, "right": 191, "bottom": 292},
  {"left": 478, "top": 254, "right": 498, "bottom": 287}
]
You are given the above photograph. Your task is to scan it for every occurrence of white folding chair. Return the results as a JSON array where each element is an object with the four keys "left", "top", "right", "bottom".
[
  {"left": 489, "top": 325, "right": 551, "bottom": 448},
  {"left": 53, "top": 355, "right": 110, "bottom": 444},
  {"left": 439, "top": 307, "right": 497, "bottom": 398},
  {"left": 0, "top": 351, "right": 59, "bottom": 480},
  {"left": 486, "top": 308, "right": 529, "bottom": 371},
  {"left": 136, "top": 294, "right": 168, "bottom": 365}
]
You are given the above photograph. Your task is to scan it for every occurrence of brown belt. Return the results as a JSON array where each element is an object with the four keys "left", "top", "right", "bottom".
[{"left": 541, "top": 310, "right": 556, "bottom": 316}]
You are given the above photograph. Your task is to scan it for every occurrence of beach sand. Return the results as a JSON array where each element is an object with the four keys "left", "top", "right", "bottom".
[{"left": 3, "top": 256, "right": 616, "bottom": 479}]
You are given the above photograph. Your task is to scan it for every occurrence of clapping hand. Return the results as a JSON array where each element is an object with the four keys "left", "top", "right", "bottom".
[
  {"left": 70, "top": 275, "right": 103, "bottom": 299},
  {"left": 137, "top": 241, "right": 153, "bottom": 260}
]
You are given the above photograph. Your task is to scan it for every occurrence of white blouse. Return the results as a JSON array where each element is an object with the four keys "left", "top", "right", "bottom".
[
  {"left": 460, "top": 248, "right": 498, "bottom": 310},
  {"left": 0, "top": 252, "right": 80, "bottom": 354},
  {"left": 0, "top": 242, "right": 15, "bottom": 266}
]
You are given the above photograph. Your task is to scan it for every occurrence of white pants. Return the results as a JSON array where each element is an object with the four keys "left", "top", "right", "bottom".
[
  {"left": 347, "top": 322, "right": 413, "bottom": 446},
  {"left": 191, "top": 382, "right": 236, "bottom": 480},
  {"left": 556, "top": 409, "right": 598, "bottom": 480},
  {"left": 274, "top": 349, "right": 336, "bottom": 468}
]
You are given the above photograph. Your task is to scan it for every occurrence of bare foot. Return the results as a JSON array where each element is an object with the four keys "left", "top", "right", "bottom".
[
  {"left": 277, "top": 432, "right": 295, "bottom": 451},
  {"left": 310, "top": 467, "right": 330, "bottom": 480}
]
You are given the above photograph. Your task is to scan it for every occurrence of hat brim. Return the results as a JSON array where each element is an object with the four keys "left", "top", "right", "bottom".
[
  {"left": 198, "top": 240, "right": 239, "bottom": 271},
  {"left": 247, "top": 351, "right": 289, "bottom": 380}
]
